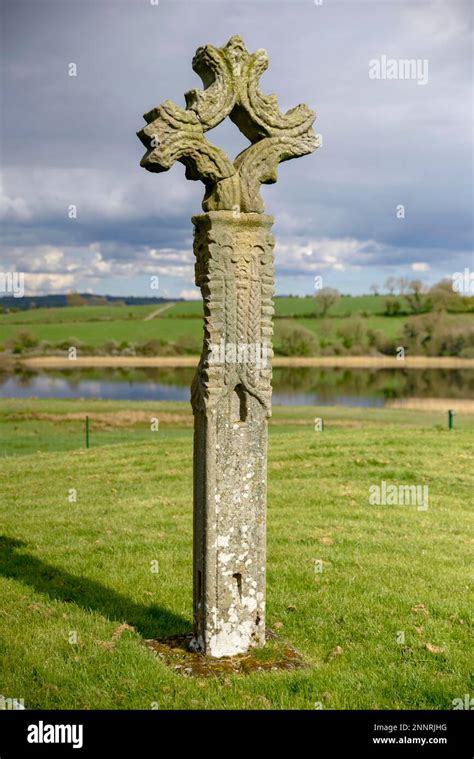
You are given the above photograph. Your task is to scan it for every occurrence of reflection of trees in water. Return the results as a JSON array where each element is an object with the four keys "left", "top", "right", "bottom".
[
  {"left": 0, "top": 366, "right": 37, "bottom": 387},
  {"left": 403, "top": 369, "right": 474, "bottom": 399},
  {"left": 2, "top": 366, "right": 474, "bottom": 400},
  {"left": 272, "top": 368, "right": 474, "bottom": 400},
  {"left": 4, "top": 366, "right": 196, "bottom": 389}
]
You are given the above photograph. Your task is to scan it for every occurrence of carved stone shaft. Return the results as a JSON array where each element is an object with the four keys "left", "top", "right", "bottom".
[{"left": 191, "top": 211, "right": 274, "bottom": 656}]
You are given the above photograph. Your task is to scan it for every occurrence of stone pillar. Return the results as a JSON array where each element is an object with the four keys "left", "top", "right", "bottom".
[
  {"left": 191, "top": 211, "right": 274, "bottom": 656},
  {"left": 138, "top": 35, "right": 317, "bottom": 657}
]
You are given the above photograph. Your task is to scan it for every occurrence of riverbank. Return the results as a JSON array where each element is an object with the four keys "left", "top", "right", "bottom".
[{"left": 16, "top": 355, "right": 474, "bottom": 369}]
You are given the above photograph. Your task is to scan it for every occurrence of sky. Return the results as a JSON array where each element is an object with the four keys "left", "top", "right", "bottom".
[{"left": 0, "top": 0, "right": 473, "bottom": 299}]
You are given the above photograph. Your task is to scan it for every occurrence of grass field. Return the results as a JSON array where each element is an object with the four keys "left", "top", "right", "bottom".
[
  {"left": 0, "top": 304, "right": 160, "bottom": 325},
  {"left": 0, "top": 317, "right": 204, "bottom": 348},
  {"left": 290, "top": 315, "right": 409, "bottom": 340},
  {"left": 2, "top": 296, "right": 473, "bottom": 356},
  {"left": 161, "top": 295, "right": 402, "bottom": 318},
  {"left": 0, "top": 399, "right": 472, "bottom": 709}
]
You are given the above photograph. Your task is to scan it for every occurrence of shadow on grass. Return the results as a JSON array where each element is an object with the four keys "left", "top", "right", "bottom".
[{"left": 0, "top": 536, "right": 190, "bottom": 639}]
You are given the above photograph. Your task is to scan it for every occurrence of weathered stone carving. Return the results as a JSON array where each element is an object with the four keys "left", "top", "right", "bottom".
[
  {"left": 138, "top": 36, "right": 317, "bottom": 657},
  {"left": 191, "top": 212, "right": 274, "bottom": 417},
  {"left": 138, "top": 35, "right": 317, "bottom": 214}
]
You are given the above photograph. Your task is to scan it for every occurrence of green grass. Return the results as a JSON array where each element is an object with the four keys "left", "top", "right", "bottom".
[
  {"left": 273, "top": 295, "right": 391, "bottom": 317},
  {"left": 0, "top": 399, "right": 472, "bottom": 709},
  {"left": 161, "top": 300, "right": 202, "bottom": 318},
  {"left": 291, "top": 315, "right": 409, "bottom": 340},
  {"left": 0, "top": 304, "right": 159, "bottom": 325},
  {"left": 3, "top": 313, "right": 472, "bottom": 351},
  {"left": 0, "top": 318, "right": 203, "bottom": 347},
  {"left": 2, "top": 298, "right": 473, "bottom": 353},
  {"left": 164, "top": 295, "right": 397, "bottom": 318}
]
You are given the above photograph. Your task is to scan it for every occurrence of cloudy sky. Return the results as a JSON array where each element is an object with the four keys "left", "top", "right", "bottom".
[{"left": 1, "top": 0, "right": 472, "bottom": 298}]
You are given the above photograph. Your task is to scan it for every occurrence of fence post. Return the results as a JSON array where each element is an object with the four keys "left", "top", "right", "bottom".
[{"left": 448, "top": 409, "right": 455, "bottom": 430}]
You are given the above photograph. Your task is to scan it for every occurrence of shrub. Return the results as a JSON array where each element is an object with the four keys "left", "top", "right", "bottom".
[
  {"left": 402, "top": 312, "right": 474, "bottom": 356},
  {"left": 5, "top": 330, "right": 39, "bottom": 354},
  {"left": 367, "top": 329, "right": 397, "bottom": 355},
  {"left": 100, "top": 340, "right": 122, "bottom": 355},
  {"left": 384, "top": 297, "right": 402, "bottom": 316},
  {"left": 55, "top": 338, "right": 90, "bottom": 351},
  {"left": 427, "top": 279, "right": 465, "bottom": 312},
  {"left": 336, "top": 316, "right": 368, "bottom": 353},
  {"left": 174, "top": 334, "right": 202, "bottom": 354},
  {"left": 137, "top": 339, "right": 166, "bottom": 356},
  {"left": 276, "top": 323, "right": 317, "bottom": 356}
]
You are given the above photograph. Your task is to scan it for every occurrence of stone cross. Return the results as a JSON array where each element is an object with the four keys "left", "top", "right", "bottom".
[{"left": 138, "top": 36, "right": 317, "bottom": 657}]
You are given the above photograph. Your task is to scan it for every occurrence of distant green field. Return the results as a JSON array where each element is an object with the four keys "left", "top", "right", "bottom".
[
  {"left": 0, "top": 304, "right": 159, "bottom": 325},
  {"left": 164, "top": 295, "right": 397, "bottom": 319},
  {"left": 292, "top": 315, "right": 408, "bottom": 340},
  {"left": 0, "top": 318, "right": 204, "bottom": 347},
  {"left": 1, "top": 297, "right": 473, "bottom": 354},
  {"left": 163, "top": 300, "right": 202, "bottom": 317},
  {"left": 274, "top": 295, "right": 391, "bottom": 317}
]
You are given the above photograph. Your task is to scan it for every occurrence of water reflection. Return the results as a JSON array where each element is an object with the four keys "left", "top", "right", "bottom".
[{"left": 1, "top": 367, "right": 473, "bottom": 407}]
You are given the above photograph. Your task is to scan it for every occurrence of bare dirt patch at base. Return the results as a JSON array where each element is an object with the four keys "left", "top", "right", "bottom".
[{"left": 145, "top": 629, "right": 306, "bottom": 677}]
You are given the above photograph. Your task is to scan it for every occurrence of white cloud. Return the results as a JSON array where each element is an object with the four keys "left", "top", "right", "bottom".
[
  {"left": 0, "top": 242, "right": 196, "bottom": 295},
  {"left": 411, "top": 262, "right": 431, "bottom": 272},
  {"left": 23, "top": 273, "right": 76, "bottom": 295},
  {"left": 179, "top": 288, "right": 200, "bottom": 300},
  {"left": 274, "top": 237, "right": 385, "bottom": 274},
  {"left": 42, "top": 248, "right": 64, "bottom": 266}
]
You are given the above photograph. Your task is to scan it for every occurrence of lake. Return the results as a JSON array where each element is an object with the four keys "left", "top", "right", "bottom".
[{"left": 1, "top": 367, "right": 473, "bottom": 407}]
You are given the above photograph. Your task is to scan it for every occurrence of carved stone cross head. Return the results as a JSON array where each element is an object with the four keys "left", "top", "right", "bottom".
[{"left": 137, "top": 35, "right": 318, "bottom": 214}]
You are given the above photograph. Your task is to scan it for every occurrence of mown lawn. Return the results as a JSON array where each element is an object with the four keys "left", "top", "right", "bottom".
[{"left": 0, "top": 400, "right": 472, "bottom": 709}]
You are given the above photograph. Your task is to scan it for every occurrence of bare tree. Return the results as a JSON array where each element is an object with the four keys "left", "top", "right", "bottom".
[
  {"left": 370, "top": 283, "right": 380, "bottom": 296},
  {"left": 384, "top": 276, "right": 397, "bottom": 295},
  {"left": 397, "top": 277, "right": 410, "bottom": 295}
]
